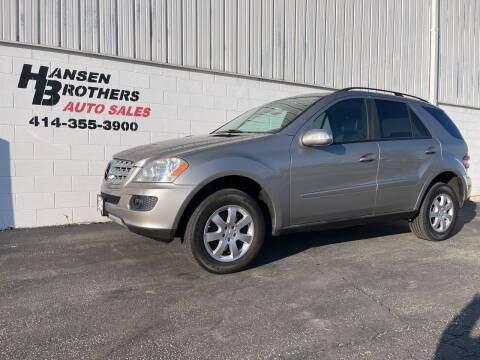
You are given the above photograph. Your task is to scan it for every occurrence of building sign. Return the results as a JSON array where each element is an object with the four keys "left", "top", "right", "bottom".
[{"left": 17, "top": 64, "right": 151, "bottom": 132}]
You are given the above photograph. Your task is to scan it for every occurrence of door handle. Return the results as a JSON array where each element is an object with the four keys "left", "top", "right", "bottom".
[
  {"left": 425, "top": 146, "right": 436, "bottom": 155},
  {"left": 359, "top": 153, "right": 376, "bottom": 163}
]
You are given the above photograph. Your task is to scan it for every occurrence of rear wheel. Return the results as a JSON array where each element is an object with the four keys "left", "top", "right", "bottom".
[
  {"left": 183, "top": 189, "right": 265, "bottom": 273},
  {"left": 409, "top": 183, "right": 459, "bottom": 241}
]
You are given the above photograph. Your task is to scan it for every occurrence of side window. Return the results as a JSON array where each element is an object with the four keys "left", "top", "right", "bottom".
[
  {"left": 423, "top": 106, "right": 464, "bottom": 140},
  {"left": 409, "top": 109, "right": 429, "bottom": 138},
  {"left": 375, "top": 100, "right": 411, "bottom": 138},
  {"left": 312, "top": 99, "right": 368, "bottom": 143}
]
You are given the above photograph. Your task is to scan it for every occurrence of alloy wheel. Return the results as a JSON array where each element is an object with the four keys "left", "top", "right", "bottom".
[
  {"left": 203, "top": 205, "right": 254, "bottom": 262},
  {"left": 429, "top": 193, "right": 454, "bottom": 233}
]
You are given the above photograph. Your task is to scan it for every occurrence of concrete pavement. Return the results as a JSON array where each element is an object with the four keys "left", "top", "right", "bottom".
[{"left": 0, "top": 201, "right": 479, "bottom": 359}]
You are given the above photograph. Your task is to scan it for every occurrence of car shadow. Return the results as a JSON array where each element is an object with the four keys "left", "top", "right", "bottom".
[
  {"left": 250, "top": 200, "right": 477, "bottom": 269},
  {"left": 452, "top": 200, "right": 477, "bottom": 236},
  {"left": 434, "top": 294, "right": 480, "bottom": 359}
]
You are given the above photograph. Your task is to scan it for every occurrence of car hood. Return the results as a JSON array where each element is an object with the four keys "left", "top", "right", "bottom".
[{"left": 113, "top": 134, "right": 265, "bottom": 163}]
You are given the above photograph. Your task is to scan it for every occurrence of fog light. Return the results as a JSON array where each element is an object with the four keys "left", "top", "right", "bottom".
[{"left": 129, "top": 195, "right": 158, "bottom": 211}]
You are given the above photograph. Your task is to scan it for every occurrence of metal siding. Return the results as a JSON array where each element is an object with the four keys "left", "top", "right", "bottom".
[
  {"left": 333, "top": 0, "right": 345, "bottom": 88},
  {"left": 19, "top": 0, "right": 39, "bottom": 44},
  {"left": 323, "top": 0, "right": 335, "bottom": 87},
  {"left": 367, "top": 0, "right": 377, "bottom": 89},
  {"left": 151, "top": 0, "right": 167, "bottom": 63},
  {"left": 99, "top": 0, "right": 117, "bottom": 56},
  {"left": 438, "top": 0, "right": 480, "bottom": 106},
  {"left": 167, "top": 0, "right": 182, "bottom": 65},
  {"left": 134, "top": 0, "right": 151, "bottom": 60},
  {"left": 314, "top": 0, "right": 326, "bottom": 85},
  {"left": 284, "top": 0, "right": 296, "bottom": 82},
  {"left": 473, "top": 0, "right": 480, "bottom": 108},
  {"left": 224, "top": 0, "right": 237, "bottom": 73},
  {"left": 457, "top": 2, "right": 465, "bottom": 103},
  {"left": 294, "top": 0, "right": 306, "bottom": 83},
  {"left": 421, "top": 0, "right": 431, "bottom": 99},
  {"left": 236, "top": 0, "right": 249, "bottom": 75},
  {"left": 211, "top": 0, "right": 225, "bottom": 71},
  {"left": 407, "top": 0, "right": 421, "bottom": 94},
  {"left": 343, "top": 0, "right": 353, "bottom": 87},
  {"left": 182, "top": 0, "right": 196, "bottom": 67},
  {"left": 261, "top": 0, "right": 273, "bottom": 78},
  {"left": 360, "top": 0, "right": 371, "bottom": 88},
  {"left": 0, "top": 0, "right": 18, "bottom": 41},
  {"left": 2, "top": 0, "right": 478, "bottom": 108},
  {"left": 196, "top": 0, "right": 210, "bottom": 69},
  {"left": 39, "top": 0, "right": 60, "bottom": 47},
  {"left": 272, "top": 0, "right": 285, "bottom": 80},
  {"left": 465, "top": 0, "right": 472, "bottom": 104},
  {"left": 117, "top": 0, "right": 134, "bottom": 58},
  {"left": 464, "top": 1, "right": 472, "bottom": 105},
  {"left": 79, "top": 0, "right": 99, "bottom": 52},
  {"left": 248, "top": 0, "right": 261, "bottom": 76},
  {"left": 60, "top": 0, "right": 80, "bottom": 49},
  {"left": 351, "top": 0, "right": 362, "bottom": 87},
  {"left": 412, "top": 0, "right": 421, "bottom": 96},
  {"left": 303, "top": 0, "right": 315, "bottom": 84}
]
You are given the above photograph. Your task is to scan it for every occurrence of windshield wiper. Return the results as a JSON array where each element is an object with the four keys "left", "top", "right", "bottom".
[{"left": 215, "top": 129, "right": 245, "bottom": 134}]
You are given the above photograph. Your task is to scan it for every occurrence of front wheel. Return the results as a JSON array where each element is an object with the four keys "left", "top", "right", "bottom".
[
  {"left": 183, "top": 189, "right": 265, "bottom": 273},
  {"left": 409, "top": 183, "right": 459, "bottom": 241}
]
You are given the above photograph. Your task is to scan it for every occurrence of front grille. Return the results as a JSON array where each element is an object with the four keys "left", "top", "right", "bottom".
[
  {"left": 101, "top": 192, "right": 120, "bottom": 205},
  {"left": 105, "top": 159, "right": 134, "bottom": 185}
]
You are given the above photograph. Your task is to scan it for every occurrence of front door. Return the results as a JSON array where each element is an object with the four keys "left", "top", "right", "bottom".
[{"left": 290, "top": 98, "right": 379, "bottom": 225}]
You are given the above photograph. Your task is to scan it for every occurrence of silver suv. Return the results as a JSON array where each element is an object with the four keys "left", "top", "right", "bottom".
[{"left": 99, "top": 88, "right": 471, "bottom": 273}]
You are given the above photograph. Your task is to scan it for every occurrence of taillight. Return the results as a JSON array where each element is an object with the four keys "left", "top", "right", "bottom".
[{"left": 463, "top": 154, "right": 470, "bottom": 171}]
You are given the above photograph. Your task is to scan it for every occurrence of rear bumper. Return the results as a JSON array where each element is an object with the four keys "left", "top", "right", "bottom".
[
  {"left": 464, "top": 174, "right": 472, "bottom": 202},
  {"left": 100, "top": 182, "right": 195, "bottom": 241}
]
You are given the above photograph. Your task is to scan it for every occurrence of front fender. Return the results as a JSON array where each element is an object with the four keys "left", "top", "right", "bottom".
[{"left": 173, "top": 156, "right": 289, "bottom": 234}]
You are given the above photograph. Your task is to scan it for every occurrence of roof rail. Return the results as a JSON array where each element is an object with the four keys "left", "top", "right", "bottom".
[{"left": 339, "top": 87, "right": 428, "bottom": 103}]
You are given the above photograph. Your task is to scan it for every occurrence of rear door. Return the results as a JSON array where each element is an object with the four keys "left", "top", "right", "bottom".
[
  {"left": 374, "top": 99, "right": 441, "bottom": 214},
  {"left": 290, "top": 97, "right": 379, "bottom": 225}
]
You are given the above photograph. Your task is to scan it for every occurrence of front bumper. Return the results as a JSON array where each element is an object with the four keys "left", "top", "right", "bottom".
[{"left": 100, "top": 182, "right": 195, "bottom": 241}]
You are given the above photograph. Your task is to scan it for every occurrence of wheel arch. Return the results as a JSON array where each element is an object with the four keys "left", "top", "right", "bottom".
[
  {"left": 415, "top": 170, "right": 466, "bottom": 210},
  {"left": 174, "top": 175, "right": 276, "bottom": 239}
]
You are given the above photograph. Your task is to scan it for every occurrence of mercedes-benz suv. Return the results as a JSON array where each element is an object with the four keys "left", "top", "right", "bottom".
[{"left": 99, "top": 88, "right": 471, "bottom": 273}]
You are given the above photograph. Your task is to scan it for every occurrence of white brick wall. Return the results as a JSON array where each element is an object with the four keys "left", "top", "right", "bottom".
[{"left": 0, "top": 42, "right": 478, "bottom": 229}]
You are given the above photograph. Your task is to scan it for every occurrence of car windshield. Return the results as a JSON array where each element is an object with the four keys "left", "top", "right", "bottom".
[{"left": 213, "top": 96, "right": 321, "bottom": 133}]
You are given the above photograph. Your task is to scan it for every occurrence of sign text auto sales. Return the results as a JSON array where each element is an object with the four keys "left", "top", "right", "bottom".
[{"left": 17, "top": 64, "right": 151, "bottom": 132}]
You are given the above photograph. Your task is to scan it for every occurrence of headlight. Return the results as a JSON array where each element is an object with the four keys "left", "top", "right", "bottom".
[{"left": 134, "top": 158, "right": 189, "bottom": 183}]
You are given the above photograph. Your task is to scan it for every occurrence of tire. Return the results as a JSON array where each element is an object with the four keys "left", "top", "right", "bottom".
[
  {"left": 183, "top": 189, "right": 265, "bottom": 274},
  {"left": 409, "top": 183, "right": 459, "bottom": 241}
]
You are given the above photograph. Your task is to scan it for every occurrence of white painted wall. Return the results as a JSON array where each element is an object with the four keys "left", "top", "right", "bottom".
[
  {"left": 0, "top": 43, "right": 322, "bottom": 229},
  {"left": 1, "top": 43, "right": 478, "bottom": 230}
]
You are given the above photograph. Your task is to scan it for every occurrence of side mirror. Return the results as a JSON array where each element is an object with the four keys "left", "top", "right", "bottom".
[{"left": 302, "top": 129, "right": 333, "bottom": 147}]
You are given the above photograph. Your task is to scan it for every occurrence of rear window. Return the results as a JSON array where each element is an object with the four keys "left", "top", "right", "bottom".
[
  {"left": 375, "top": 100, "right": 412, "bottom": 138},
  {"left": 410, "top": 109, "right": 429, "bottom": 138},
  {"left": 423, "top": 106, "right": 463, "bottom": 140}
]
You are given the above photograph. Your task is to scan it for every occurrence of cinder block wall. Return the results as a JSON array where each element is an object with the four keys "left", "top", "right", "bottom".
[
  {"left": 1, "top": 43, "right": 478, "bottom": 229},
  {"left": 0, "top": 43, "right": 319, "bottom": 229}
]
